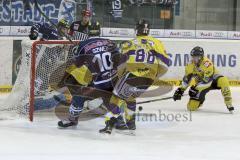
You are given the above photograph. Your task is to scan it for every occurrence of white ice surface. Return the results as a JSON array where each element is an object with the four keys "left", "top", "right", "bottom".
[{"left": 0, "top": 88, "right": 239, "bottom": 160}]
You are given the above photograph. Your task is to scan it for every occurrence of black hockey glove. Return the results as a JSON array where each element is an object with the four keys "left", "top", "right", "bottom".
[
  {"left": 173, "top": 88, "right": 184, "bottom": 101},
  {"left": 29, "top": 31, "right": 38, "bottom": 40},
  {"left": 189, "top": 86, "right": 199, "bottom": 98}
]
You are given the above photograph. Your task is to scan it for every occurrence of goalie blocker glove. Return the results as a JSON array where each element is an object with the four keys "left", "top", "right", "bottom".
[{"left": 173, "top": 88, "right": 184, "bottom": 101}]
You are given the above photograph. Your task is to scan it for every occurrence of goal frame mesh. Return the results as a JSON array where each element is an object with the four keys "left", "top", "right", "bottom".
[{"left": 29, "top": 40, "right": 79, "bottom": 121}]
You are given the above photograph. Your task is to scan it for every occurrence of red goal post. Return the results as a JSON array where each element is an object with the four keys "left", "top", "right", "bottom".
[
  {"left": 29, "top": 40, "right": 78, "bottom": 121},
  {"left": 0, "top": 40, "right": 79, "bottom": 122}
]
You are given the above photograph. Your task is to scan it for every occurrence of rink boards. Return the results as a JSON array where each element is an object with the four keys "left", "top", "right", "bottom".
[{"left": 0, "top": 37, "right": 240, "bottom": 93}]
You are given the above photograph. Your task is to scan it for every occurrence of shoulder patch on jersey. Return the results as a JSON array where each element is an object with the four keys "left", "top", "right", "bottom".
[
  {"left": 133, "top": 39, "right": 138, "bottom": 45},
  {"left": 120, "top": 40, "right": 132, "bottom": 49},
  {"left": 203, "top": 61, "right": 212, "bottom": 68},
  {"left": 148, "top": 40, "right": 154, "bottom": 46}
]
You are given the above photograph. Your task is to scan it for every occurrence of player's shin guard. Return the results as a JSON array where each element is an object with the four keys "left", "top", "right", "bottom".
[
  {"left": 187, "top": 99, "right": 201, "bottom": 111},
  {"left": 100, "top": 106, "right": 127, "bottom": 134},
  {"left": 125, "top": 102, "right": 136, "bottom": 130},
  {"left": 99, "top": 117, "right": 117, "bottom": 134},
  {"left": 58, "top": 104, "right": 81, "bottom": 128},
  {"left": 115, "top": 115, "right": 135, "bottom": 136},
  {"left": 218, "top": 77, "right": 234, "bottom": 112},
  {"left": 115, "top": 115, "right": 128, "bottom": 130},
  {"left": 58, "top": 96, "right": 85, "bottom": 128},
  {"left": 126, "top": 114, "right": 136, "bottom": 130}
]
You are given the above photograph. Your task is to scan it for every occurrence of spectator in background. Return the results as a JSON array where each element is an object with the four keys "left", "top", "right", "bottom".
[
  {"left": 29, "top": 19, "right": 70, "bottom": 40},
  {"left": 69, "top": 9, "right": 101, "bottom": 40}
]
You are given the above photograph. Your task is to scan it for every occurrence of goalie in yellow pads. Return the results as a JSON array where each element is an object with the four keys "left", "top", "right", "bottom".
[{"left": 173, "top": 46, "right": 234, "bottom": 113}]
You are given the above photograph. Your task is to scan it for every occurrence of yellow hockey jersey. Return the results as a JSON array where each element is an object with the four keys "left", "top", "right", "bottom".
[
  {"left": 120, "top": 35, "right": 169, "bottom": 80},
  {"left": 181, "top": 56, "right": 220, "bottom": 90}
]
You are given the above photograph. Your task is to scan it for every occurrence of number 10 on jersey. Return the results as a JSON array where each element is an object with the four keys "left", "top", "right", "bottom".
[{"left": 92, "top": 52, "right": 113, "bottom": 72}]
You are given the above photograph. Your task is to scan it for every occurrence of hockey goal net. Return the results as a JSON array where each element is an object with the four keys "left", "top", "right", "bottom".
[{"left": 0, "top": 40, "right": 79, "bottom": 121}]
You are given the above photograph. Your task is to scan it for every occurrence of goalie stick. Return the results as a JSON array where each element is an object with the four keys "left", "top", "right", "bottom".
[{"left": 33, "top": 0, "right": 75, "bottom": 44}]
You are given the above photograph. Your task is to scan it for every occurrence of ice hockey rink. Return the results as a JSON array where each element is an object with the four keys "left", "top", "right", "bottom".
[{"left": 0, "top": 87, "right": 239, "bottom": 160}]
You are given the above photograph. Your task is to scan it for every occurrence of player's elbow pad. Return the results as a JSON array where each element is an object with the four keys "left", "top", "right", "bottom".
[
  {"left": 202, "top": 77, "right": 212, "bottom": 83},
  {"left": 66, "top": 64, "right": 77, "bottom": 74},
  {"left": 180, "top": 75, "right": 191, "bottom": 88},
  {"left": 70, "top": 65, "right": 92, "bottom": 85}
]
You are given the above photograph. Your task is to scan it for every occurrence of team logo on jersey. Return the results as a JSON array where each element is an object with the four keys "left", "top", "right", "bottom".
[
  {"left": 204, "top": 61, "right": 211, "bottom": 68},
  {"left": 84, "top": 40, "right": 109, "bottom": 53}
]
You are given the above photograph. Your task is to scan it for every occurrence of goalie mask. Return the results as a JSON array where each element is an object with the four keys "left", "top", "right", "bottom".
[{"left": 135, "top": 19, "right": 150, "bottom": 36}]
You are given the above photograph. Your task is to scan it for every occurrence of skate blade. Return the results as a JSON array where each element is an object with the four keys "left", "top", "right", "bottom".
[
  {"left": 99, "top": 128, "right": 114, "bottom": 135},
  {"left": 115, "top": 129, "right": 136, "bottom": 136},
  {"left": 99, "top": 131, "right": 112, "bottom": 135},
  {"left": 57, "top": 125, "right": 77, "bottom": 129},
  {"left": 229, "top": 110, "right": 234, "bottom": 114}
]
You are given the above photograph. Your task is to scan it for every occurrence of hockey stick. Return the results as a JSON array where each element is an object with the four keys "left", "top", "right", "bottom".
[
  {"left": 137, "top": 94, "right": 188, "bottom": 105},
  {"left": 34, "top": 0, "right": 74, "bottom": 44}
]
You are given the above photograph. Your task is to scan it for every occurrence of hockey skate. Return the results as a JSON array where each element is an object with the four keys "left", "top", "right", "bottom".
[
  {"left": 99, "top": 116, "right": 135, "bottom": 135},
  {"left": 227, "top": 105, "right": 234, "bottom": 114},
  {"left": 58, "top": 117, "right": 78, "bottom": 129},
  {"left": 126, "top": 115, "right": 136, "bottom": 130},
  {"left": 115, "top": 115, "right": 135, "bottom": 136},
  {"left": 115, "top": 115, "right": 129, "bottom": 130},
  {"left": 99, "top": 117, "right": 117, "bottom": 134}
]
